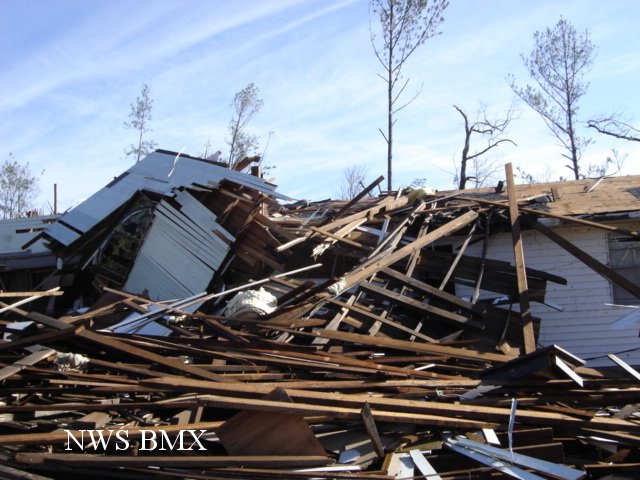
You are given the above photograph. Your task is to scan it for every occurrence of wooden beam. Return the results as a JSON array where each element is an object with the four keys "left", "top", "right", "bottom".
[
  {"left": 343, "top": 210, "right": 479, "bottom": 289},
  {"left": 15, "top": 453, "right": 334, "bottom": 468},
  {"left": 361, "top": 402, "right": 386, "bottom": 458},
  {"left": 608, "top": 354, "right": 640, "bottom": 382},
  {"left": 506, "top": 163, "right": 536, "bottom": 354},
  {"left": 76, "top": 330, "right": 235, "bottom": 383},
  {"left": 321, "top": 175, "right": 384, "bottom": 225},
  {"left": 380, "top": 267, "right": 486, "bottom": 315},
  {"left": 140, "top": 377, "right": 640, "bottom": 433},
  {"left": 359, "top": 282, "right": 483, "bottom": 329},
  {"left": 311, "top": 328, "right": 515, "bottom": 363},
  {"left": 0, "top": 348, "right": 56, "bottom": 381},
  {"left": 455, "top": 195, "right": 639, "bottom": 238},
  {"left": 199, "top": 393, "right": 499, "bottom": 429},
  {"left": 328, "top": 297, "right": 438, "bottom": 342}
]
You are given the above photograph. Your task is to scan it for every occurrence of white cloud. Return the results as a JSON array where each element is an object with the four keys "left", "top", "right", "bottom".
[{"left": 0, "top": 0, "right": 639, "bottom": 211}]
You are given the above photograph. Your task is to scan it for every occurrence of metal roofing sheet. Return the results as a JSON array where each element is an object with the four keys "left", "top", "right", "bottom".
[
  {"left": 47, "top": 188, "right": 126, "bottom": 238},
  {"left": 0, "top": 215, "right": 59, "bottom": 254},
  {"left": 43, "top": 222, "right": 81, "bottom": 246},
  {"left": 46, "top": 150, "right": 289, "bottom": 247}
]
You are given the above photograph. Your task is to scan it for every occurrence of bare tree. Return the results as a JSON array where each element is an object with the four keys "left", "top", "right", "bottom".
[
  {"left": 0, "top": 153, "right": 40, "bottom": 219},
  {"left": 516, "top": 164, "right": 560, "bottom": 185},
  {"left": 453, "top": 103, "right": 516, "bottom": 189},
  {"left": 587, "top": 117, "right": 640, "bottom": 142},
  {"left": 509, "top": 17, "right": 595, "bottom": 179},
  {"left": 585, "top": 148, "right": 626, "bottom": 178},
  {"left": 228, "top": 83, "right": 264, "bottom": 170},
  {"left": 336, "top": 164, "right": 368, "bottom": 200},
  {"left": 124, "top": 83, "right": 157, "bottom": 163},
  {"left": 370, "top": 0, "right": 448, "bottom": 192}
]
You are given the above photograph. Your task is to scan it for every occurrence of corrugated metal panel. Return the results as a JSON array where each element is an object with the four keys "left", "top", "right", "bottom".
[
  {"left": 46, "top": 151, "right": 289, "bottom": 247},
  {"left": 46, "top": 188, "right": 126, "bottom": 240},
  {"left": 126, "top": 151, "right": 289, "bottom": 199},
  {"left": 0, "top": 215, "right": 59, "bottom": 254},
  {"left": 123, "top": 197, "right": 233, "bottom": 301},
  {"left": 174, "top": 190, "right": 218, "bottom": 225},
  {"left": 123, "top": 251, "right": 195, "bottom": 300},
  {"left": 154, "top": 203, "right": 228, "bottom": 268},
  {"left": 43, "top": 222, "right": 81, "bottom": 246}
]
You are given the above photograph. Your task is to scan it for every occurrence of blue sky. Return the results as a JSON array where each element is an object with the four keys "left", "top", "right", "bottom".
[{"left": 1, "top": 0, "right": 639, "bottom": 211}]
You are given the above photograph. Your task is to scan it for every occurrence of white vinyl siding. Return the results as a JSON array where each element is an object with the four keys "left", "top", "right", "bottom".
[{"left": 457, "top": 222, "right": 640, "bottom": 367}]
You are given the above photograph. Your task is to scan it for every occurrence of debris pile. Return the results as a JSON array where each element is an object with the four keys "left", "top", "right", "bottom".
[{"left": 0, "top": 152, "right": 639, "bottom": 479}]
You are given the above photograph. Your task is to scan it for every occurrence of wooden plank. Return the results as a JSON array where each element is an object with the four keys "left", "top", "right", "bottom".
[
  {"left": 455, "top": 195, "right": 640, "bottom": 237},
  {"left": 359, "top": 282, "right": 483, "bottom": 329},
  {"left": 0, "top": 348, "right": 56, "bottom": 381},
  {"left": 328, "top": 298, "right": 438, "bottom": 342},
  {"left": 15, "top": 453, "right": 333, "bottom": 468},
  {"left": 320, "top": 175, "right": 384, "bottom": 226},
  {"left": 506, "top": 163, "right": 536, "bottom": 354},
  {"left": 200, "top": 394, "right": 499, "bottom": 429},
  {"left": 68, "top": 412, "right": 111, "bottom": 430},
  {"left": 141, "top": 377, "right": 640, "bottom": 433},
  {"left": 439, "top": 222, "right": 477, "bottom": 290},
  {"left": 0, "top": 291, "right": 63, "bottom": 297},
  {"left": 409, "top": 449, "right": 443, "bottom": 480},
  {"left": 245, "top": 347, "right": 460, "bottom": 380},
  {"left": 0, "top": 288, "right": 61, "bottom": 315},
  {"left": 380, "top": 267, "right": 486, "bottom": 314},
  {"left": 361, "top": 402, "right": 386, "bottom": 458},
  {"left": 76, "top": 330, "right": 235, "bottom": 383},
  {"left": 311, "top": 328, "right": 515, "bottom": 363},
  {"left": 344, "top": 210, "right": 479, "bottom": 290},
  {"left": 309, "top": 223, "right": 369, "bottom": 249},
  {"left": 608, "top": 354, "right": 640, "bottom": 382}
]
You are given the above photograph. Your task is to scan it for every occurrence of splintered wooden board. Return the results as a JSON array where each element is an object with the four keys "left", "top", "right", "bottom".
[{"left": 216, "top": 387, "right": 326, "bottom": 457}]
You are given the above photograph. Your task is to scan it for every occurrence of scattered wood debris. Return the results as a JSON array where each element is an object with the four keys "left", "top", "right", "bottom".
[{"left": 0, "top": 153, "right": 639, "bottom": 479}]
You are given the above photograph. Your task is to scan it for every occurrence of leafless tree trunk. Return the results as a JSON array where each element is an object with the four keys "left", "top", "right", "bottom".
[
  {"left": 454, "top": 104, "right": 516, "bottom": 189},
  {"left": 370, "top": 0, "right": 448, "bottom": 192}
]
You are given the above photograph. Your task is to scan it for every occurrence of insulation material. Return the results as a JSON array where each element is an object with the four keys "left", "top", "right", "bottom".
[
  {"left": 223, "top": 287, "right": 277, "bottom": 319},
  {"left": 53, "top": 352, "right": 89, "bottom": 372}
]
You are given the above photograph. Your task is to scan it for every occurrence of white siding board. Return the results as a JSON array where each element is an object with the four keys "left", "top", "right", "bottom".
[{"left": 454, "top": 223, "right": 640, "bottom": 367}]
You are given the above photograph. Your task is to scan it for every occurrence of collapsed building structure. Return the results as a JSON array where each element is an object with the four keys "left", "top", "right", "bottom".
[{"left": 0, "top": 150, "right": 639, "bottom": 479}]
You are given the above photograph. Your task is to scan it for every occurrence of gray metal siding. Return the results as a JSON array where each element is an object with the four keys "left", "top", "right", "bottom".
[
  {"left": 123, "top": 196, "right": 233, "bottom": 301},
  {"left": 45, "top": 151, "right": 288, "bottom": 247}
]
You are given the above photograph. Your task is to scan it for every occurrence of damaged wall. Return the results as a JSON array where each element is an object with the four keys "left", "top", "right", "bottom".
[{"left": 456, "top": 222, "right": 640, "bottom": 367}]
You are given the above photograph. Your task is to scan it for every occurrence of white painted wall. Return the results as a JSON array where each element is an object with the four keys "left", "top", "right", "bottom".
[{"left": 454, "top": 222, "right": 640, "bottom": 368}]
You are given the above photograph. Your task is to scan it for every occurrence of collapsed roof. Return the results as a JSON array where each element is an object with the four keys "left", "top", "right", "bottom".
[{"left": 1, "top": 153, "right": 640, "bottom": 478}]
